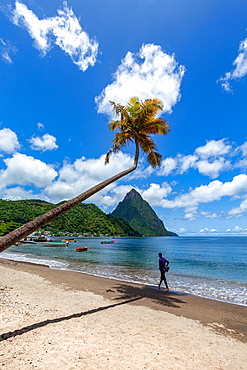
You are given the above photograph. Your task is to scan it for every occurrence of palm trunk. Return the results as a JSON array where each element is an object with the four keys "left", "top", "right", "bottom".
[{"left": 0, "top": 145, "right": 139, "bottom": 253}]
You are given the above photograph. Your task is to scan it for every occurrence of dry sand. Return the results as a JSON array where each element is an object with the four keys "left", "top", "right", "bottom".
[{"left": 0, "top": 258, "right": 246, "bottom": 369}]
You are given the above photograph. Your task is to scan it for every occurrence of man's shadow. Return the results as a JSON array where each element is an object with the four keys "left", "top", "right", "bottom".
[{"left": 111, "top": 283, "right": 186, "bottom": 308}]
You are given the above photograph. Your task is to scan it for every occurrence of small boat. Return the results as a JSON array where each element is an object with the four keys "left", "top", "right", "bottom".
[
  {"left": 42, "top": 242, "right": 68, "bottom": 246},
  {"left": 100, "top": 240, "right": 115, "bottom": 244},
  {"left": 61, "top": 238, "right": 77, "bottom": 242},
  {"left": 76, "top": 247, "right": 88, "bottom": 252}
]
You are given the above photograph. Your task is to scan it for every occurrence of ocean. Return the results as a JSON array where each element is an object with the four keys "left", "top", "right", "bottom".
[{"left": 1, "top": 236, "right": 246, "bottom": 306}]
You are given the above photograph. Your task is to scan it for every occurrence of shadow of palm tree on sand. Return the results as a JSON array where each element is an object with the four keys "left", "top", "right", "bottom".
[{"left": 0, "top": 283, "right": 187, "bottom": 342}]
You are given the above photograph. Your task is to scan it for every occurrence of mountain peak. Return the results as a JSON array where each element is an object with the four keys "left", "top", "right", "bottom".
[
  {"left": 124, "top": 189, "right": 143, "bottom": 202},
  {"left": 112, "top": 189, "right": 177, "bottom": 236}
]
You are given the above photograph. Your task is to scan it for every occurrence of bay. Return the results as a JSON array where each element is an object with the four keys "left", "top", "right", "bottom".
[{"left": 1, "top": 236, "right": 247, "bottom": 306}]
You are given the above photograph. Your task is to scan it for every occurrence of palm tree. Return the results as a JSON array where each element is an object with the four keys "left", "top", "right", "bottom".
[{"left": 0, "top": 97, "right": 169, "bottom": 253}]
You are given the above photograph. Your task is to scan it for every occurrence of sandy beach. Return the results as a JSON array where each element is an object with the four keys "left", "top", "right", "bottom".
[{"left": 0, "top": 258, "right": 246, "bottom": 369}]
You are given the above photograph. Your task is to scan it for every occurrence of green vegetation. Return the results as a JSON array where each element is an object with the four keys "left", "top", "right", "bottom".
[
  {"left": 0, "top": 199, "right": 141, "bottom": 237},
  {"left": 0, "top": 220, "right": 21, "bottom": 236},
  {"left": 112, "top": 189, "right": 178, "bottom": 237}
]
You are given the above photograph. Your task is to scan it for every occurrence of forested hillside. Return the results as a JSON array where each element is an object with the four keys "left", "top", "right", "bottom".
[{"left": 0, "top": 199, "right": 141, "bottom": 237}]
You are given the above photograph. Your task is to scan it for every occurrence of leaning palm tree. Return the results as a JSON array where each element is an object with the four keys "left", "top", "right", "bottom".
[{"left": 0, "top": 97, "right": 170, "bottom": 253}]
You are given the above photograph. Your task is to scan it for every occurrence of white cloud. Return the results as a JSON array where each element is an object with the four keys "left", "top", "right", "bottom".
[
  {"left": 95, "top": 43, "right": 185, "bottom": 117},
  {"left": 159, "top": 174, "right": 247, "bottom": 214},
  {"left": 195, "top": 139, "right": 231, "bottom": 158},
  {"left": 200, "top": 211, "right": 218, "bottom": 218},
  {"left": 0, "top": 38, "right": 17, "bottom": 64},
  {"left": 0, "top": 153, "right": 57, "bottom": 190},
  {"left": 219, "top": 37, "right": 247, "bottom": 91},
  {"left": 1, "top": 186, "right": 49, "bottom": 201},
  {"left": 232, "top": 226, "right": 247, "bottom": 233},
  {"left": 238, "top": 141, "right": 247, "bottom": 156},
  {"left": 0, "top": 128, "right": 20, "bottom": 154},
  {"left": 195, "top": 158, "right": 230, "bottom": 179},
  {"left": 228, "top": 197, "right": 247, "bottom": 217},
  {"left": 29, "top": 133, "right": 58, "bottom": 152},
  {"left": 178, "top": 155, "right": 198, "bottom": 174},
  {"left": 11, "top": 1, "right": 98, "bottom": 71},
  {"left": 158, "top": 139, "right": 232, "bottom": 178},
  {"left": 200, "top": 228, "right": 209, "bottom": 233},
  {"left": 141, "top": 182, "right": 172, "bottom": 206},
  {"left": 44, "top": 152, "right": 134, "bottom": 203},
  {"left": 158, "top": 157, "right": 177, "bottom": 176},
  {"left": 179, "top": 228, "right": 186, "bottom": 234},
  {"left": 37, "top": 122, "right": 44, "bottom": 130},
  {"left": 100, "top": 185, "right": 135, "bottom": 209},
  {"left": 225, "top": 226, "right": 247, "bottom": 233},
  {"left": 200, "top": 228, "right": 218, "bottom": 233},
  {"left": 184, "top": 206, "right": 198, "bottom": 220}
]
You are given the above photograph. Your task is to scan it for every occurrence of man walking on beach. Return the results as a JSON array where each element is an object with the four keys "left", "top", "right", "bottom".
[{"left": 158, "top": 252, "right": 169, "bottom": 291}]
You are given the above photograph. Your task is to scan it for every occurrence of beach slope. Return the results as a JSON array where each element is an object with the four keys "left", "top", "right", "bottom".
[{"left": 0, "top": 259, "right": 246, "bottom": 369}]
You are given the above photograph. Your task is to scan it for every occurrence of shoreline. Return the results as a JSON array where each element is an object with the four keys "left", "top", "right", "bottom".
[
  {"left": 1, "top": 257, "right": 246, "bottom": 343},
  {"left": 2, "top": 250, "right": 246, "bottom": 307}
]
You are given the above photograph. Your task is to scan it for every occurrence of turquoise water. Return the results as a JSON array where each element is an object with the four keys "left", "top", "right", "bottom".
[{"left": 1, "top": 236, "right": 247, "bottom": 306}]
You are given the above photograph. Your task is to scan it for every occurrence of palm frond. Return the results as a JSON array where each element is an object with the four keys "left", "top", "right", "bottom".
[
  {"left": 139, "top": 99, "right": 163, "bottom": 121},
  {"left": 137, "top": 134, "right": 157, "bottom": 154},
  {"left": 105, "top": 96, "right": 169, "bottom": 168},
  {"left": 146, "top": 150, "right": 163, "bottom": 168},
  {"left": 107, "top": 120, "right": 121, "bottom": 131},
  {"left": 105, "top": 148, "right": 112, "bottom": 164},
  {"left": 143, "top": 119, "right": 170, "bottom": 135}
]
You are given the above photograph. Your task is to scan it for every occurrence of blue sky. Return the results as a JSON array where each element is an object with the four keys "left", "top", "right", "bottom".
[{"left": 1, "top": 0, "right": 247, "bottom": 235}]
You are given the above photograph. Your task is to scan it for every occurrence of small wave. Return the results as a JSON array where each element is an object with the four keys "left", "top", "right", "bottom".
[
  {"left": 1, "top": 251, "right": 69, "bottom": 270},
  {"left": 2, "top": 249, "right": 246, "bottom": 307}
]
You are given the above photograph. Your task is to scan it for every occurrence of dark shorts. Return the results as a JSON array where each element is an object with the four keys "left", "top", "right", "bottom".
[{"left": 160, "top": 270, "right": 167, "bottom": 280}]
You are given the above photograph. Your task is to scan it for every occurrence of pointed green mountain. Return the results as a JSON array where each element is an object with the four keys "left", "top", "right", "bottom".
[{"left": 111, "top": 189, "right": 178, "bottom": 236}]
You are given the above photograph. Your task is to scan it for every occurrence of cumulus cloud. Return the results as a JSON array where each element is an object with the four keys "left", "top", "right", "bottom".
[
  {"left": 159, "top": 174, "right": 247, "bottom": 220},
  {"left": 158, "top": 139, "right": 232, "bottom": 178},
  {"left": 158, "top": 157, "right": 177, "bottom": 176},
  {"left": 195, "top": 139, "right": 232, "bottom": 158},
  {"left": 141, "top": 182, "right": 172, "bottom": 206},
  {"left": 1, "top": 186, "right": 49, "bottom": 201},
  {"left": 228, "top": 197, "right": 247, "bottom": 217},
  {"left": 219, "top": 37, "right": 247, "bottom": 91},
  {"left": 0, "top": 128, "right": 20, "bottom": 154},
  {"left": 195, "top": 158, "right": 231, "bottom": 179},
  {"left": 200, "top": 228, "right": 218, "bottom": 233},
  {"left": 11, "top": 1, "right": 98, "bottom": 71},
  {"left": 0, "top": 153, "right": 57, "bottom": 190},
  {"left": 0, "top": 38, "right": 17, "bottom": 63},
  {"left": 95, "top": 43, "right": 185, "bottom": 117},
  {"left": 44, "top": 152, "right": 135, "bottom": 203},
  {"left": 29, "top": 133, "right": 58, "bottom": 152}
]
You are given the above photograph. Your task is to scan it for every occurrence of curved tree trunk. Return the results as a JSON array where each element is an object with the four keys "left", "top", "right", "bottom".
[{"left": 0, "top": 144, "right": 139, "bottom": 253}]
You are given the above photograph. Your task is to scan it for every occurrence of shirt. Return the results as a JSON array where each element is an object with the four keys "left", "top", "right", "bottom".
[{"left": 159, "top": 257, "right": 169, "bottom": 272}]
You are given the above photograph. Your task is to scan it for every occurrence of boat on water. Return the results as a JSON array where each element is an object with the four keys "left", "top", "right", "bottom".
[
  {"left": 42, "top": 242, "right": 68, "bottom": 246},
  {"left": 76, "top": 247, "right": 88, "bottom": 252},
  {"left": 100, "top": 240, "right": 115, "bottom": 244},
  {"left": 61, "top": 238, "right": 77, "bottom": 242}
]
